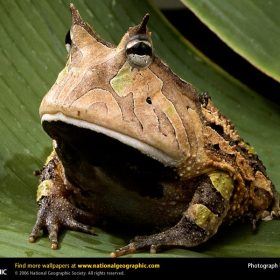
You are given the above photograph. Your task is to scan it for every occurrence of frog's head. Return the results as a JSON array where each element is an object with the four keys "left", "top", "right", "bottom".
[{"left": 40, "top": 4, "right": 200, "bottom": 169}]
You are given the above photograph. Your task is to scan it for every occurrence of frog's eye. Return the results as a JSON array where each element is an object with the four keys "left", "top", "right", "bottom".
[
  {"left": 65, "top": 30, "right": 72, "bottom": 53},
  {"left": 126, "top": 35, "right": 153, "bottom": 69}
]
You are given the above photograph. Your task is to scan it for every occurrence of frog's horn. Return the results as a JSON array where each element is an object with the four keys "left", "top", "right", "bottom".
[
  {"left": 136, "top": 13, "right": 150, "bottom": 34},
  {"left": 69, "top": 3, "right": 114, "bottom": 48},
  {"left": 69, "top": 3, "right": 91, "bottom": 31},
  {"left": 70, "top": 3, "right": 83, "bottom": 26}
]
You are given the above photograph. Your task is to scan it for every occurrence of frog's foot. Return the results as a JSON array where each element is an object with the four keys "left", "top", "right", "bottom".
[
  {"left": 271, "top": 192, "right": 280, "bottom": 219},
  {"left": 110, "top": 216, "right": 208, "bottom": 257},
  {"left": 111, "top": 172, "right": 234, "bottom": 257},
  {"left": 29, "top": 195, "right": 96, "bottom": 249},
  {"left": 259, "top": 208, "right": 280, "bottom": 221},
  {"left": 251, "top": 195, "right": 280, "bottom": 231},
  {"left": 111, "top": 237, "right": 164, "bottom": 257}
]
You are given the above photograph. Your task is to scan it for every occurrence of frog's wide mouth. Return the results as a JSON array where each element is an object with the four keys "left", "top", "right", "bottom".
[
  {"left": 41, "top": 113, "right": 178, "bottom": 167},
  {"left": 41, "top": 113, "right": 178, "bottom": 199}
]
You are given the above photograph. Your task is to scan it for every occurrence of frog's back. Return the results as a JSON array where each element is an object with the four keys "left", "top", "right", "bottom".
[{"left": 200, "top": 96, "right": 278, "bottom": 223}]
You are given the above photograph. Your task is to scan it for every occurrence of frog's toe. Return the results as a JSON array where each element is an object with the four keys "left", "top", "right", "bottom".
[
  {"left": 110, "top": 243, "right": 138, "bottom": 257},
  {"left": 65, "top": 219, "right": 96, "bottom": 235},
  {"left": 110, "top": 238, "right": 162, "bottom": 257},
  {"left": 29, "top": 220, "right": 43, "bottom": 243},
  {"left": 149, "top": 244, "right": 161, "bottom": 254},
  {"left": 29, "top": 196, "right": 96, "bottom": 249},
  {"left": 47, "top": 223, "right": 59, "bottom": 249},
  {"left": 29, "top": 199, "right": 49, "bottom": 243}
]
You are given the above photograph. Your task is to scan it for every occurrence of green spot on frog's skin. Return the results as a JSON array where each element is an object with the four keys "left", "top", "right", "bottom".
[
  {"left": 209, "top": 171, "right": 234, "bottom": 201},
  {"left": 166, "top": 105, "right": 177, "bottom": 116},
  {"left": 110, "top": 62, "right": 133, "bottom": 97},
  {"left": 188, "top": 204, "right": 219, "bottom": 232},
  {"left": 36, "top": 180, "right": 54, "bottom": 202},
  {"left": 243, "top": 142, "right": 255, "bottom": 154}
]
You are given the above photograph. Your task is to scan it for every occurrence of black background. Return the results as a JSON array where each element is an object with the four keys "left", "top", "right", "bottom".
[{"left": 162, "top": 8, "right": 280, "bottom": 104}]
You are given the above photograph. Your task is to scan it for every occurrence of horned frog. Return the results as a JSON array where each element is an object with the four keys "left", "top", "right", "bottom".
[{"left": 29, "top": 4, "right": 279, "bottom": 257}]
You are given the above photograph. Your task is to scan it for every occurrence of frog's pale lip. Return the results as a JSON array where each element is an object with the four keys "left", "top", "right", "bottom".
[{"left": 41, "top": 113, "right": 178, "bottom": 167}]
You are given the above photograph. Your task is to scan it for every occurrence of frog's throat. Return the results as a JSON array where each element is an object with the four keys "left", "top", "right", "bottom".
[{"left": 41, "top": 113, "right": 178, "bottom": 167}]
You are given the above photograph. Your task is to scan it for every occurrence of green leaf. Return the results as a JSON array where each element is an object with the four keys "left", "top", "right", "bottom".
[
  {"left": 0, "top": 0, "right": 279, "bottom": 257},
  {"left": 181, "top": 0, "right": 280, "bottom": 82}
]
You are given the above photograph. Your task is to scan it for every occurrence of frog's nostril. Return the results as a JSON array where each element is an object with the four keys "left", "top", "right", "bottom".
[{"left": 146, "top": 97, "right": 152, "bottom": 105}]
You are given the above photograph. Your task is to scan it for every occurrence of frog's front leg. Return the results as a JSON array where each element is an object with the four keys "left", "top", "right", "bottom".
[
  {"left": 111, "top": 171, "right": 233, "bottom": 257},
  {"left": 29, "top": 149, "right": 96, "bottom": 249}
]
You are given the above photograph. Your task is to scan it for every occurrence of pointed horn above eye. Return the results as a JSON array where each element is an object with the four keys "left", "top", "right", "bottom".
[
  {"left": 137, "top": 13, "right": 150, "bottom": 34},
  {"left": 68, "top": 3, "right": 114, "bottom": 48},
  {"left": 69, "top": 3, "right": 85, "bottom": 26}
]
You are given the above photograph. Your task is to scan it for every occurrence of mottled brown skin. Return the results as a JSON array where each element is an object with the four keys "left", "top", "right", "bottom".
[
  {"left": 29, "top": 5, "right": 279, "bottom": 257},
  {"left": 200, "top": 95, "right": 279, "bottom": 223}
]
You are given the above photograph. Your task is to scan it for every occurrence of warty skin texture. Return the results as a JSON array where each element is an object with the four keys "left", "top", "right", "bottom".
[{"left": 29, "top": 4, "right": 279, "bottom": 257}]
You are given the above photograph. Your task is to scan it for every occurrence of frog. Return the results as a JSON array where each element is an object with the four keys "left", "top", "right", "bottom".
[{"left": 29, "top": 4, "right": 280, "bottom": 257}]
